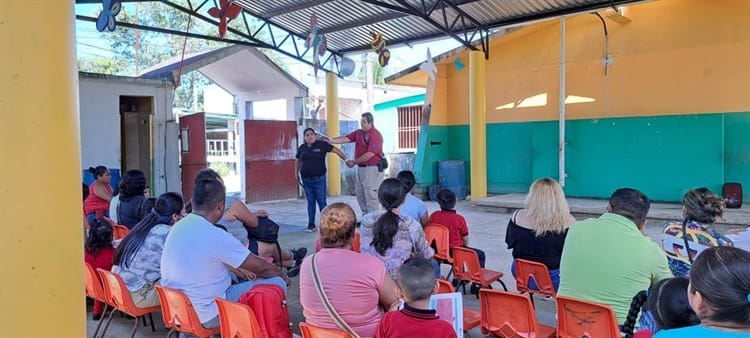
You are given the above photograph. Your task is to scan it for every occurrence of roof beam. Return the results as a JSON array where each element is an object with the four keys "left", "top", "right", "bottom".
[
  {"left": 75, "top": 0, "right": 158, "bottom": 3},
  {"left": 320, "top": 12, "right": 409, "bottom": 35},
  {"left": 253, "top": 0, "right": 336, "bottom": 19}
]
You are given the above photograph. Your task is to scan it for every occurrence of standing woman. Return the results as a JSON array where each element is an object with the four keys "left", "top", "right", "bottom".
[
  {"left": 296, "top": 128, "right": 347, "bottom": 232},
  {"left": 113, "top": 192, "right": 185, "bottom": 308},
  {"left": 505, "top": 177, "right": 575, "bottom": 291},
  {"left": 661, "top": 187, "right": 733, "bottom": 277},
  {"left": 83, "top": 166, "right": 113, "bottom": 225}
]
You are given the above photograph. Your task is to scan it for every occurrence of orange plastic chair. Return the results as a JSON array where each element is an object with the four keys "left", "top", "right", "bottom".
[
  {"left": 424, "top": 223, "right": 453, "bottom": 278},
  {"left": 84, "top": 263, "right": 111, "bottom": 337},
  {"left": 113, "top": 224, "right": 130, "bottom": 240},
  {"left": 97, "top": 269, "right": 160, "bottom": 338},
  {"left": 514, "top": 259, "right": 556, "bottom": 307},
  {"left": 299, "top": 322, "right": 353, "bottom": 338},
  {"left": 155, "top": 286, "right": 221, "bottom": 338},
  {"left": 436, "top": 279, "right": 482, "bottom": 331},
  {"left": 315, "top": 231, "right": 360, "bottom": 253},
  {"left": 215, "top": 298, "right": 263, "bottom": 337},
  {"left": 556, "top": 295, "right": 621, "bottom": 338},
  {"left": 479, "top": 289, "right": 556, "bottom": 338},
  {"left": 452, "top": 247, "right": 507, "bottom": 297}
]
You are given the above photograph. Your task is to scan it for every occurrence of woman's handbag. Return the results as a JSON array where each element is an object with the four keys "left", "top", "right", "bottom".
[{"left": 311, "top": 254, "right": 361, "bottom": 338}]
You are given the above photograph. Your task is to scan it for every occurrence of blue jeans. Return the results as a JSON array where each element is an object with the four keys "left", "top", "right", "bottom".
[
  {"left": 510, "top": 263, "right": 560, "bottom": 291},
  {"left": 302, "top": 176, "right": 327, "bottom": 226}
]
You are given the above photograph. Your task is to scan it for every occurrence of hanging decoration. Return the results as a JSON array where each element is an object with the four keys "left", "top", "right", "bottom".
[
  {"left": 419, "top": 49, "right": 437, "bottom": 80},
  {"left": 370, "top": 32, "right": 391, "bottom": 67},
  {"left": 453, "top": 57, "right": 465, "bottom": 71},
  {"left": 338, "top": 56, "right": 356, "bottom": 77},
  {"left": 96, "top": 0, "right": 122, "bottom": 32},
  {"left": 305, "top": 13, "right": 327, "bottom": 76},
  {"left": 208, "top": 0, "right": 242, "bottom": 39}
]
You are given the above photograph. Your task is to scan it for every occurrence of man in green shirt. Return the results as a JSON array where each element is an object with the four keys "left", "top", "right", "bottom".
[{"left": 558, "top": 188, "right": 672, "bottom": 324}]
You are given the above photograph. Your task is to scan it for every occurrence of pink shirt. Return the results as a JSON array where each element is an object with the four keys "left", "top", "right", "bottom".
[{"left": 300, "top": 248, "right": 387, "bottom": 338}]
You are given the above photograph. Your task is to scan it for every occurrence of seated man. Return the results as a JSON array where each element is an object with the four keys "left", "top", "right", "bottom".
[
  {"left": 558, "top": 188, "right": 672, "bottom": 325},
  {"left": 161, "top": 178, "right": 289, "bottom": 328}
]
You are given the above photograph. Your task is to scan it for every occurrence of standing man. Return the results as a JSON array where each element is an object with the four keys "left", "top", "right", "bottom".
[
  {"left": 558, "top": 188, "right": 672, "bottom": 325},
  {"left": 327, "top": 112, "right": 385, "bottom": 215}
]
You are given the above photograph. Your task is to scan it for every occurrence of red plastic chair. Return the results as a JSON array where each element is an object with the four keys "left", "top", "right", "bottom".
[
  {"left": 452, "top": 247, "right": 508, "bottom": 297},
  {"left": 113, "top": 224, "right": 130, "bottom": 240},
  {"left": 556, "top": 295, "right": 621, "bottom": 338},
  {"left": 425, "top": 223, "right": 454, "bottom": 278},
  {"left": 299, "top": 322, "right": 353, "bottom": 338},
  {"left": 84, "top": 263, "right": 112, "bottom": 337},
  {"left": 97, "top": 269, "right": 160, "bottom": 338},
  {"left": 436, "top": 279, "right": 482, "bottom": 332},
  {"left": 315, "top": 231, "right": 360, "bottom": 253},
  {"left": 479, "top": 289, "right": 556, "bottom": 337},
  {"left": 155, "top": 286, "right": 221, "bottom": 338},
  {"left": 514, "top": 259, "right": 556, "bottom": 307},
  {"left": 215, "top": 298, "right": 263, "bottom": 338}
]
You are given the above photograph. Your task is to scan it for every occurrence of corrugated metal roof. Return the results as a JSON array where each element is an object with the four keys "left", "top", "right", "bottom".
[{"left": 232, "top": 0, "right": 646, "bottom": 54}]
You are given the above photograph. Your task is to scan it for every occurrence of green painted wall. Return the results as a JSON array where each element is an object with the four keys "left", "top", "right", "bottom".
[{"left": 418, "top": 112, "right": 750, "bottom": 202}]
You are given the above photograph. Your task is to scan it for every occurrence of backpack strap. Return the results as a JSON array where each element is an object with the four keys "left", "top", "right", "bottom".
[{"left": 311, "top": 254, "right": 361, "bottom": 338}]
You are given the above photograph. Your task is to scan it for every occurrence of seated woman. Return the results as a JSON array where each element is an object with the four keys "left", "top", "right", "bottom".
[
  {"left": 621, "top": 277, "right": 699, "bottom": 338},
  {"left": 661, "top": 187, "right": 734, "bottom": 277},
  {"left": 300, "top": 203, "right": 399, "bottom": 338},
  {"left": 654, "top": 246, "right": 750, "bottom": 337},
  {"left": 83, "top": 166, "right": 113, "bottom": 225},
  {"left": 359, "top": 178, "right": 435, "bottom": 280},
  {"left": 192, "top": 169, "right": 307, "bottom": 276},
  {"left": 116, "top": 169, "right": 147, "bottom": 229},
  {"left": 112, "top": 192, "right": 184, "bottom": 308},
  {"left": 505, "top": 178, "right": 574, "bottom": 291}
]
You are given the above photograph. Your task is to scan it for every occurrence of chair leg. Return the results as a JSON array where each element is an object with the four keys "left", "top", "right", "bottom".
[
  {"left": 92, "top": 304, "right": 107, "bottom": 338},
  {"left": 529, "top": 293, "right": 535, "bottom": 308},
  {"left": 129, "top": 316, "right": 140, "bottom": 338},
  {"left": 99, "top": 309, "right": 117, "bottom": 338},
  {"left": 148, "top": 313, "right": 156, "bottom": 332},
  {"left": 167, "top": 328, "right": 176, "bottom": 338},
  {"left": 497, "top": 279, "right": 508, "bottom": 291}
]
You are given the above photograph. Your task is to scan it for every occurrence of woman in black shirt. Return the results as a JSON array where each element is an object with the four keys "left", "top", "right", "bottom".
[
  {"left": 295, "top": 128, "right": 347, "bottom": 232},
  {"left": 505, "top": 177, "right": 575, "bottom": 291}
]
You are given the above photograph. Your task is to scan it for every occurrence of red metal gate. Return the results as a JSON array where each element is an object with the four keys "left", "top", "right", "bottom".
[
  {"left": 244, "top": 120, "right": 298, "bottom": 202},
  {"left": 179, "top": 113, "right": 207, "bottom": 201}
]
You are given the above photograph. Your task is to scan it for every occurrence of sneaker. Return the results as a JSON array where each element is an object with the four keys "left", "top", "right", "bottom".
[
  {"left": 305, "top": 224, "right": 317, "bottom": 233},
  {"left": 291, "top": 247, "right": 307, "bottom": 268},
  {"left": 286, "top": 265, "right": 301, "bottom": 278}
]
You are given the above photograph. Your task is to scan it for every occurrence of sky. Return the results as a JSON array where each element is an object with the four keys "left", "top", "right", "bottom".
[{"left": 74, "top": 2, "right": 464, "bottom": 79}]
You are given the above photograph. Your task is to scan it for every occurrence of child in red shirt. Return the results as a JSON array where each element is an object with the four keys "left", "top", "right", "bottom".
[
  {"left": 428, "top": 189, "right": 486, "bottom": 267},
  {"left": 375, "top": 258, "right": 457, "bottom": 338},
  {"left": 85, "top": 218, "right": 115, "bottom": 320}
]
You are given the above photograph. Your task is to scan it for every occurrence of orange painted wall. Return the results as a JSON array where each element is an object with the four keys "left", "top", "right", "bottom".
[{"left": 394, "top": 0, "right": 750, "bottom": 125}]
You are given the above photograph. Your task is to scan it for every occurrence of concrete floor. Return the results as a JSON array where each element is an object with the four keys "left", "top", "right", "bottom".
[{"left": 88, "top": 194, "right": 743, "bottom": 337}]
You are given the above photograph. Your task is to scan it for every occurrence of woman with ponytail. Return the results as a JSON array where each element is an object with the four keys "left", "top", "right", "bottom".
[
  {"left": 113, "top": 192, "right": 185, "bottom": 307},
  {"left": 621, "top": 277, "right": 699, "bottom": 338},
  {"left": 360, "top": 178, "right": 435, "bottom": 280}
]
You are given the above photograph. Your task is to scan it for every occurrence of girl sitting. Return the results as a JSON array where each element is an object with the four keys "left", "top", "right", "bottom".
[{"left": 84, "top": 219, "right": 115, "bottom": 320}]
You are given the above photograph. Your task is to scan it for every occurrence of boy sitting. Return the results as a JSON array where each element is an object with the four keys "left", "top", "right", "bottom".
[
  {"left": 429, "top": 189, "right": 486, "bottom": 268},
  {"left": 375, "top": 258, "right": 457, "bottom": 338}
]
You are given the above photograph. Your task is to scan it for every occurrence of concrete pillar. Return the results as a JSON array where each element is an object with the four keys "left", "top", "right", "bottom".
[
  {"left": 326, "top": 72, "right": 341, "bottom": 195},
  {"left": 469, "top": 51, "right": 487, "bottom": 199},
  {"left": 0, "top": 1, "right": 85, "bottom": 336}
]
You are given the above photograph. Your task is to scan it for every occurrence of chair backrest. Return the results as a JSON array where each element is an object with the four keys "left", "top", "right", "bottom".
[
  {"left": 315, "top": 231, "right": 360, "bottom": 253},
  {"left": 424, "top": 223, "right": 451, "bottom": 261},
  {"left": 480, "top": 289, "right": 542, "bottom": 337},
  {"left": 113, "top": 224, "right": 130, "bottom": 240},
  {"left": 299, "top": 322, "right": 352, "bottom": 338},
  {"left": 514, "top": 259, "right": 556, "bottom": 297},
  {"left": 155, "top": 285, "right": 215, "bottom": 336},
  {"left": 452, "top": 247, "right": 481, "bottom": 281},
  {"left": 215, "top": 298, "right": 263, "bottom": 338},
  {"left": 84, "top": 262, "right": 107, "bottom": 301},
  {"left": 556, "top": 296, "right": 621, "bottom": 338},
  {"left": 97, "top": 268, "right": 136, "bottom": 311},
  {"left": 437, "top": 279, "right": 456, "bottom": 294}
]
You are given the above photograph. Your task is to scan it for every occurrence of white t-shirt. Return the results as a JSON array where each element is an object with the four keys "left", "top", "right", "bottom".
[
  {"left": 109, "top": 194, "right": 120, "bottom": 223},
  {"left": 161, "top": 213, "right": 249, "bottom": 322}
]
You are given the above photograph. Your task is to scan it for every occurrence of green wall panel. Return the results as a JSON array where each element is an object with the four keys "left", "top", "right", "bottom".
[
  {"left": 486, "top": 123, "right": 533, "bottom": 192},
  {"left": 724, "top": 112, "right": 750, "bottom": 200},
  {"left": 415, "top": 126, "right": 450, "bottom": 187}
]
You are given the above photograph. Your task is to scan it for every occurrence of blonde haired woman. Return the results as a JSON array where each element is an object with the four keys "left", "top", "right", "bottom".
[{"left": 505, "top": 178, "right": 575, "bottom": 290}]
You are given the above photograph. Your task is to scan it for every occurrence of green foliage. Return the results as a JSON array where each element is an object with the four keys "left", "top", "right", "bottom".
[{"left": 209, "top": 161, "right": 232, "bottom": 178}]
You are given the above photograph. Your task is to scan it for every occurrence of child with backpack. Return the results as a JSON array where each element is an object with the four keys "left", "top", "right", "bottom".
[
  {"left": 85, "top": 218, "right": 115, "bottom": 320},
  {"left": 375, "top": 257, "right": 457, "bottom": 338}
]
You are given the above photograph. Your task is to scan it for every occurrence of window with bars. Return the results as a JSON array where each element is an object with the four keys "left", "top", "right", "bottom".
[{"left": 397, "top": 105, "right": 423, "bottom": 150}]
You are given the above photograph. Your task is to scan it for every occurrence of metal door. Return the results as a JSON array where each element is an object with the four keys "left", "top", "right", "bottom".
[
  {"left": 244, "top": 120, "right": 298, "bottom": 202},
  {"left": 179, "top": 113, "right": 207, "bottom": 201}
]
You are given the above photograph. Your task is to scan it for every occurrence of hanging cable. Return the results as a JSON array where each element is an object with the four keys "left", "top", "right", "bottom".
[{"left": 592, "top": 12, "right": 610, "bottom": 76}]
